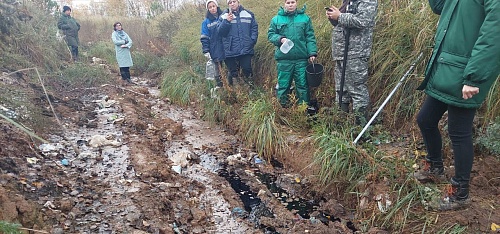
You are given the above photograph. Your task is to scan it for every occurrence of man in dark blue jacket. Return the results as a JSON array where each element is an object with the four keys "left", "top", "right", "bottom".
[{"left": 219, "top": 0, "right": 258, "bottom": 86}]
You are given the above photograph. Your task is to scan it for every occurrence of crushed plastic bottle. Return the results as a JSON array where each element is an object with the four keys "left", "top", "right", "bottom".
[{"left": 280, "top": 39, "right": 294, "bottom": 54}]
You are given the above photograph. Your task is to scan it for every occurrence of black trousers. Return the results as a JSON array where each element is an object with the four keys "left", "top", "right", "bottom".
[
  {"left": 224, "top": 54, "right": 253, "bottom": 79},
  {"left": 119, "top": 67, "right": 130, "bottom": 80},
  {"left": 416, "top": 95, "right": 476, "bottom": 184}
]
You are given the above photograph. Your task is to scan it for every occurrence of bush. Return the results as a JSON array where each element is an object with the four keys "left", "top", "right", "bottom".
[{"left": 476, "top": 117, "right": 500, "bottom": 156}]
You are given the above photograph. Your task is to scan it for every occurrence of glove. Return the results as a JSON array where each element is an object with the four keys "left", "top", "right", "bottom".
[
  {"left": 124, "top": 40, "right": 129, "bottom": 45},
  {"left": 204, "top": 52, "right": 211, "bottom": 59}
]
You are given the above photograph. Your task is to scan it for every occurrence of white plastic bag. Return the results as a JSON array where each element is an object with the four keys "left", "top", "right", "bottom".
[{"left": 205, "top": 59, "right": 215, "bottom": 80}]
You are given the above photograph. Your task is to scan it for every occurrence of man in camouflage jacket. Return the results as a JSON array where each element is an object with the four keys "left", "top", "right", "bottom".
[{"left": 326, "top": 0, "right": 377, "bottom": 122}]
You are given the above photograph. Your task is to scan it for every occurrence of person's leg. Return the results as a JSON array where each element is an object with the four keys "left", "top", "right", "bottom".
[
  {"left": 119, "top": 67, "right": 128, "bottom": 81},
  {"left": 224, "top": 57, "right": 238, "bottom": 86},
  {"left": 239, "top": 54, "right": 254, "bottom": 85},
  {"left": 346, "top": 57, "right": 370, "bottom": 123},
  {"left": 414, "top": 96, "right": 448, "bottom": 182},
  {"left": 214, "top": 61, "right": 223, "bottom": 87},
  {"left": 293, "top": 60, "right": 309, "bottom": 106},
  {"left": 276, "top": 61, "right": 294, "bottom": 107},
  {"left": 70, "top": 46, "right": 78, "bottom": 62},
  {"left": 334, "top": 60, "right": 350, "bottom": 111},
  {"left": 447, "top": 105, "right": 476, "bottom": 196}
]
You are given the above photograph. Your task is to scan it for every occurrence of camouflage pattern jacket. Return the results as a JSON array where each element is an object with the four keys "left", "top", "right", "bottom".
[{"left": 330, "top": 0, "right": 377, "bottom": 60}]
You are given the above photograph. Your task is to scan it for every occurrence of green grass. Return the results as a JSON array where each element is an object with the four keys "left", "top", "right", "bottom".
[
  {"left": 56, "top": 64, "right": 112, "bottom": 89},
  {"left": 312, "top": 125, "right": 367, "bottom": 184},
  {"left": 160, "top": 69, "right": 200, "bottom": 106},
  {"left": 240, "top": 97, "right": 287, "bottom": 161},
  {"left": 0, "top": 221, "right": 22, "bottom": 234}
]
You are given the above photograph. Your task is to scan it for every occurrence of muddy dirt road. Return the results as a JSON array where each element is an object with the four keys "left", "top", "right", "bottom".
[
  {"left": 0, "top": 75, "right": 354, "bottom": 234},
  {"left": 1, "top": 72, "right": 498, "bottom": 234}
]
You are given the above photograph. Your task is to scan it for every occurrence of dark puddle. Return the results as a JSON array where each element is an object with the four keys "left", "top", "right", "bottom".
[
  {"left": 218, "top": 164, "right": 357, "bottom": 233},
  {"left": 255, "top": 171, "right": 316, "bottom": 219}
]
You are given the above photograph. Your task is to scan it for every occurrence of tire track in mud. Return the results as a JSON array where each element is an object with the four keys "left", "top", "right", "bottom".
[
  {"left": 41, "top": 78, "right": 256, "bottom": 233},
  {"left": 38, "top": 76, "right": 351, "bottom": 234}
]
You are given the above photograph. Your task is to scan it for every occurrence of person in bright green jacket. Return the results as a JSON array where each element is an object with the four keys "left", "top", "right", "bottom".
[
  {"left": 414, "top": 0, "right": 500, "bottom": 211},
  {"left": 268, "top": 0, "right": 317, "bottom": 108}
]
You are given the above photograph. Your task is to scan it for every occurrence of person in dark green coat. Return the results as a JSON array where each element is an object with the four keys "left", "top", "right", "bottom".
[
  {"left": 57, "top": 6, "right": 80, "bottom": 62},
  {"left": 414, "top": 0, "right": 500, "bottom": 211},
  {"left": 268, "top": 0, "right": 317, "bottom": 108}
]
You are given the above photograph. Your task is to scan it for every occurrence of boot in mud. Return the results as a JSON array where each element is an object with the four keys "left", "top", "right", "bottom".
[
  {"left": 340, "top": 102, "right": 350, "bottom": 113},
  {"left": 431, "top": 178, "right": 471, "bottom": 211},
  {"left": 413, "top": 159, "right": 446, "bottom": 183}
]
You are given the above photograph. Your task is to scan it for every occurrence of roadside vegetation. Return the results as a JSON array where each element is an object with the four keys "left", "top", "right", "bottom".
[{"left": 0, "top": 0, "right": 498, "bottom": 233}]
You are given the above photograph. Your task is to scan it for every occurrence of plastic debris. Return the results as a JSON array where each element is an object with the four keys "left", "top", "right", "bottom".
[
  {"left": 375, "top": 194, "right": 392, "bottom": 213},
  {"left": 88, "top": 135, "right": 122, "bottom": 148},
  {"left": 492, "top": 223, "right": 500, "bottom": 231},
  {"left": 254, "top": 156, "right": 263, "bottom": 164},
  {"left": 294, "top": 177, "right": 301, "bottom": 183},
  {"left": 39, "top": 143, "right": 57, "bottom": 152},
  {"left": 232, "top": 207, "right": 249, "bottom": 218},
  {"left": 61, "top": 159, "right": 69, "bottom": 166},
  {"left": 171, "top": 165, "right": 182, "bottom": 174},
  {"left": 26, "top": 157, "right": 39, "bottom": 164}
]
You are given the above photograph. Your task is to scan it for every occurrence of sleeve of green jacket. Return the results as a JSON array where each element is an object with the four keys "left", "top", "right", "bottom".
[
  {"left": 463, "top": 0, "right": 500, "bottom": 87},
  {"left": 267, "top": 16, "right": 283, "bottom": 47},
  {"left": 57, "top": 17, "right": 69, "bottom": 30},
  {"left": 428, "top": 0, "right": 446, "bottom": 14},
  {"left": 305, "top": 17, "right": 317, "bottom": 57},
  {"left": 338, "top": 0, "right": 377, "bottom": 29}
]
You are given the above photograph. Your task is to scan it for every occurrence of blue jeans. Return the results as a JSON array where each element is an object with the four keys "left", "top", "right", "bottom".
[{"left": 416, "top": 95, "right": 476, "bottom": 184}]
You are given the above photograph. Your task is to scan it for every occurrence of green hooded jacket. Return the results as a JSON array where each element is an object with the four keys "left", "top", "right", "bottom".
[
  {"left": 418, "top": 0, "right": 500, "bottom": 108},
  {"left": 57, "top": 14, "right": 80, "bottom": 47},
  {"left": 268, "top": 5, "right": 317, "bottom": 61}
]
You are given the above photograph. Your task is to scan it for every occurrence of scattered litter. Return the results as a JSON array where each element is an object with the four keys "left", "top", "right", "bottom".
[
  {"left": 309, "top": 217, "right": 320, "bottom": 224},
  {"left": 294, "top": 177, "right": 301, "bottom": 183},
  {"left": 43, "top": 201, "right": 56, "bottom": 209},
  {"left": 26, "top": 157, "right": 39, "bottom": 164},
  {"left": 254, "top": 156, "right": 263, "bottom": 164},
  {"left": 95, "top": 96, "right": 117, "bottom": 108},
  {"left": 61, "top": 159, "right": 69, "bottom": 166},
  {"left": 231, "top": 207, "right": 248, "bottom": 218},
  {"left": 88, "top": 134, "right": 122, "bottom": 148},
  {"left": 171, "top": 165, "right": 182, "bottom": 174},
  {"left": 492, "top": 223, "right": 499, "bottom": 231},
  {"left": 39, "top": 143, "right": 57, "bottom": 152},
  {"left": 170, "top": 151, "right": 192, "bottom": 168},
  {"left": 227, "top": 153, "right": 244, "bottom": 165},
  {"left": 374, "top": 194, "right": 392, "bottom": 213}
]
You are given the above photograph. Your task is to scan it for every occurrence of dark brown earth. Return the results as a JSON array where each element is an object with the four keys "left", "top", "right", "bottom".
[{"left": 0, "top": 69, "right": 498, "bottom": 233}]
